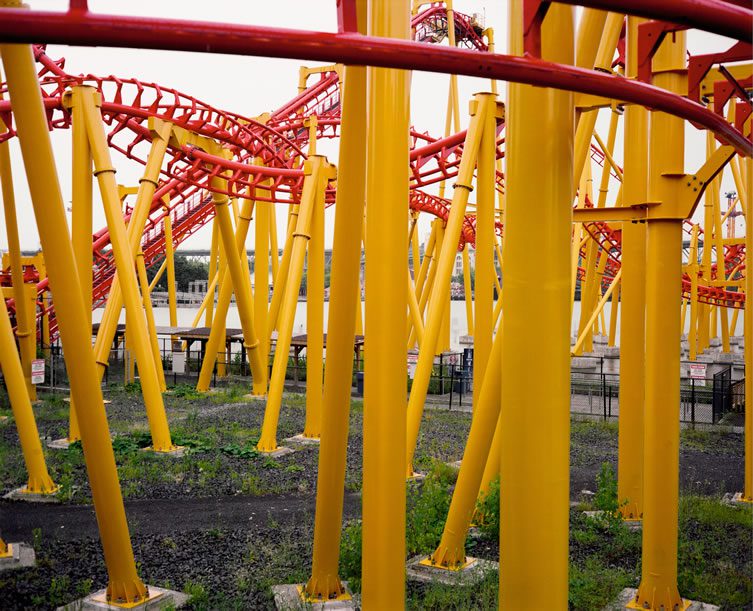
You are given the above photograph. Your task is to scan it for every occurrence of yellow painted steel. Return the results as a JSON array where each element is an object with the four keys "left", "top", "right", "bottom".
[
  {"left": 617, "top": 16, "right": 648, "bottom": 520},
  {"left": 630, "top": 32, "right": 687, "bottom": 611},
  {"left": 0, "top": 83, "right": 36, "bottom": 402},
  {"left": 1, "top": 40, "right": 148, "bottom": 605},
  {"left": 269, "top": 200, "right": 279, "bottom": 282},
  {"left": 407, "top": 266, "right": 425, "bottom": 348},
  {"left": 414, "top": 221, "right": 436, "bottom": 301},
  {"left": 461, "top": 245, "right": 473, "bottom": 336},
  {"left": 66, "top": 86, "right": 95, "bottom": 439},
  {"left": 163, "top": 207, "right": 178, "bottom": 330},
  {"left": 427, "top": 330, "right": 503, "bottom": 568},
  {"left": 89, "top": 114, "right": 172, "bottom": 386},
  {"left": 745, "top": 152, "right": 753, "bottom": 501},
  {"left": 688, "top": 224, "right": 700, "bottom": 360},
  {"left": 216, "top": 239, "right": 228, "bottom": 377},
  {"left": 409, "top": 220, "right": 440, "bottom": 349},
  {"left": 268, "top": 203, "right": 299, "bottom": 336},
  {"left": 205, "top": 219, "right": 219, "bottom": 327},
  {"left": 473, "top": 90, "right": 496, "bottom": 410},
  {"left": 255, "top": 169, "right": 271, "bottom": 392},
  {"left": 500, "top": 5, "right": 573, "bottom": 608},
  {"left": 361, "top": 0, "right": 409, "bottom": 603},
  {"left": 608, "top": 282, "right": 619, "bottom": 346},
  {"left": 196, "top": 185, "right": 264, "bottom": 392},
  {"left": 148, "top": 259, "right": 167, "bottom": 294},
  {"left": 572, "top": 270, "right": 622, "bottom": 354},
  {"left": 80, "top": 87, "right": 177, "bottom": 453},
  {"left": 135, "top": 250, "right": 166, "bottom": 392},
  {"left": 258, "top": 158, "right": 330, "bottom": 452},
  {"left": 304, "top": 54, "right": 367, "bottom": 601},
  {"left": 709, "top": 154, "right": 731, "bottom": 353},
  {"left": 0, "top": 295, "right": 58, "bottom": 494},
  {"left": 303, "top": 162, "right": 325, "bottom": 438},
  {"left": 406, "top": 93, "right": 495, "bottom": 477}
]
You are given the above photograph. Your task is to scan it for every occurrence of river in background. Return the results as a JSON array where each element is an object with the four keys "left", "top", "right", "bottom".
[{"left": 92, "top": 300, "right": 745, "bottom": 351}]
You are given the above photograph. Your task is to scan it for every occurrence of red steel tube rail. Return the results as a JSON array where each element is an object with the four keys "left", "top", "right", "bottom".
[{"left": 0, "top": 8, "right": 749, "bottom": 155}]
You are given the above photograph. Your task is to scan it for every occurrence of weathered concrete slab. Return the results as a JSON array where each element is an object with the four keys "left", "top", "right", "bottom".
[
  {"left": 258, "top": 446, "right": 295, "bottom": 458},
  {"left": 3, "top": 486, "right": 60, "bottom": 503},
  {"left": 48, "top": 438, "right": 76, "bottom": 450},
  {"left": 142, "top": 446, "right": 187, "bottom": 458},
  {"left": 723, "top": 491, "right": 752, "bottom": 507},
  {"left": 283, "top": 434, "right": 321, "bottom": 446},
  {"left": 0, "top": 542, "right": 35, "bottom": 572},
  {"left": 272, "top": 583, "right": 356, "bottom": 610},
  {"left": 406, "top": 555, "right": 497, "bottom": 585},
  {"left": 606, "top": 588, "right": 718, "bottom": 610},
  {"left": 59, "top": 585, "right": 189, "bottom": 610}
]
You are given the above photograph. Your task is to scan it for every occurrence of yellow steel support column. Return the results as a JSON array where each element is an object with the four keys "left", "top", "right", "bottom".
[
  {"left": 688, "top": 225, "right": 700, "bottom": 360},
  {"left": 79, "top": 87, "right": 176, "bottom": 453},
  {"left": 304, "top": 53, "right": 367, "bottom": 601},
  {"left": 361, "top": 0, "right": 409, "bottom": 603},
  {"left": 197, "top": 183, "right": 264, "bottom": 392},
  {"left": 406, "top": 93, "right": 495, "bottom": 476},
  {"left": 258, "top": 158, "right": 329, "bottom": 452},
  {"left": 407, "top": 266, "right": 425, "bottom": 349},
  {"left": 0, "top": 295, "right": 58, "bottom": 494},
  {"left": 437, "top": 226, "right": 451, "bottom": 355},
  {"left": 473, "top": 91, "right": 497, "bottom": 410},
  {"left": 1, "top": 39, "right": 148, "bottom": 605},
  {"left": 500, "top": 4, "right": 573, "bottom": 607},
  {"left": 710, "top": 166, "right": 730, "bottom": 353},
  {"left": 745, "top": 152, "right": 753, "bottom": 501},
  {"left": 136, "top": 250, "right": 166, "bottom": 392},
  {"left": 163, "top": 204, "right": 178, "bottom": 330},
  {"left": 617, "top": 16, "right": 648, "bottom": 520},
  {"left": 89, "top": 114, "right": 172, "bottom": 379},
  {"left": 303, "top": 163, "right": 325, "bottom": 439},
  {"left": 461, "top": 245, "right": 474, "bottom": 336},
  {"left": 66, "top": 85, "right": 94, "bottom": 439},
  {"left": 427, "top": 330, "right": 503, "bottom": 568},
  {"left": 269, "top": 200, "right": 279, "bottom": 282},
  {"left": 255, "top": 170, "right": 271, "bottom": 392},
  {"left": 608, "top": 282, "right": 619, "bottom": 346},
  {"left": 268, "top": 204, "right": 299, "bottom": 336},
  {"left": 205, "top": 219, "right": 218, "bottom": 327},
  {"left": 630, "top": 31, "right": 687, "bottom": 611},
  {"left": 0, "top": 85, "right": 36, "bottom": 402}
]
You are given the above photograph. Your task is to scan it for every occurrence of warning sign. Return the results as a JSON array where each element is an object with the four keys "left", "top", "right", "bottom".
[
  {"left": 407, "top": 352, "right": 418, "bottom": 379},
  {"left": 689, "top": 363, "right": 707, "bottom": 381},
  {"left": 31, "top": 359, "right": 45, "bottom": 384}
]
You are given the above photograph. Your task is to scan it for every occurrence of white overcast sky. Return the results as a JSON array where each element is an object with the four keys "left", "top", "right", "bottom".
[{"left": 0, "top": 1, "right": 743, "bottom": 252}]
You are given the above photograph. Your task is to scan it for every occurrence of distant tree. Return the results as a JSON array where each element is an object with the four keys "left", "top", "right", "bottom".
[{"left": 147, "top": 255, "right": 209, "bottom": 292}]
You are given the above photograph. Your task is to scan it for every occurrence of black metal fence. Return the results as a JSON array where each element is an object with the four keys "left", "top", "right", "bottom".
[{"left": 23, "top": 340, "right": 743, "bottom": 428}]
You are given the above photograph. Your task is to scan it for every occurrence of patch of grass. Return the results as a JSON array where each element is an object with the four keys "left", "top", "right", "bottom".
[
  {"left": 475, "top": 477, "right": 500, "bottom": 540},
  {"left": 339, "top": 521, "right": 362, "bottom": 593},
  {"left": 183, "top": 580, "right": 210, "bottom": 609},
  {"left": 569, "top": 556, "right": 634, "bottom": 610},
  {"left": 407, "top": 570, "right": 498, "bottom": 610}
]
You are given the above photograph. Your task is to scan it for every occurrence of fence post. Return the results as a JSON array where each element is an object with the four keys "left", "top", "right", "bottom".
[
  {"left": 691, "top": 378, "right": 695, "bottom": 428},
  {"left": 602, "top": 373, "right": 607, "bottom": 421},
  {"left": 448, "top": 365, "right": 454, "bottom": 410}
]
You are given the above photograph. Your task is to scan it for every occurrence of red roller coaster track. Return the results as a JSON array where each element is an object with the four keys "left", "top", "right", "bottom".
[{"left": 0, "top": 2, "right": 750, "bottom": 338}]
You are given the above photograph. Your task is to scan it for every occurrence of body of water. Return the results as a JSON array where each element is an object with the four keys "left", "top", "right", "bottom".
[{"left": 93, "top": 300, "right": 744, "bottom": 351}]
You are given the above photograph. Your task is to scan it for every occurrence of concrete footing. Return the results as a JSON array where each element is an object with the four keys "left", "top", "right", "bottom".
[
  {"left": 258, "top": 446, "right": 295, "bottom": 458},
  {"left": 283, "top": 434, "right": 320, "bottom": 447},
  {"left": 723, "top": 492, "right": 752, "bottom": 507},
  {"left": 48, "top": 438, "right": 78, "bottom": 450},
  {"left": 447, "top": 460, "right": 462, "bottom": 469},
  {"left": 406, "top": 555, "right": 498, "bottom": 585},
  {"left": 583, "top": 510, "right": 642, "bottom": 531},
  {"left": 3, "top": 486, "right": 60, "bottom": 503},
  {"left": 609, "top": 588, "right": 718, "bottom": 610},
  {"left": 272, "top": 583, "right": 356, "bottom": 610},
  {"left": 59, "top": 585, "right": 189, "bottom": 610},
  {"left": 0, "top": 542, "right": 35, "bottom": 572},
  {"left": 142, "top": 446, "right": 187, "bottom": 458}
]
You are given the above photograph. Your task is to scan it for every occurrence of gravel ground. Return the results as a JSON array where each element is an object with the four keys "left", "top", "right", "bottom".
[{"left": 0, "top": 387, "right": 747, "bottom": 609}]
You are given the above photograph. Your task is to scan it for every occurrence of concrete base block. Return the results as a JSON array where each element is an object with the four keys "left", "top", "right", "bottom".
[
  {"left": 141, "top": 446, "right": 187, "bottom": 458},
  {"left": 406, "top": 555, "right": 497, "bottom": 585},
  {"left": 258, "top": 446, "right": 294, "bottom": 458},
  {"left": 0, "top": 542, "right": 35, "bottom": 572},
  {"left": 283, "top": 434, "right": 321, "bottom": 446},
  {"left": 242, "top": 393, "right": 265, "bottom": 401},
  {"left": 583, "top": 510, "right": 642, "bottom": 531},
  {"left": 3, "top": 486, "right": 60, "bottom": 503},
  {"left": 609, "top": 587, "right": 718, "bottom": 610},
  {"left": 63, "top": 398, "right": 111, "bottom": 405},
  {"left": 59, "top": 585, "right": 189, "bottom": 611},
  {"left": 447, "top": 460, "right": 462, "bottom": 469},
  {"left": 48, "top": 438, "right": 77, "bottom": 450},
  {"left": 407, "top": 472, "right": 426, "bottom": 483},
  {"left": 723, "top": 492, "right": 753, "bottom": 506},
  {"left": 272, "top": 583, "right": 356, "bottom": 610}
]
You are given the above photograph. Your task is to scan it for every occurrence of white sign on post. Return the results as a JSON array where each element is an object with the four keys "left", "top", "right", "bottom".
[
  {"left": 172, "top": 351, "right": 186, "bottom": 374},
  {"left": 407, "top": 353, "right": 418, "bottom": 379},
  {"left": 31, "top": 359, "right": 45, "bottom": 384},
  {"left": 689, "top": 363, "right": 707, "bottom": 385}
]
